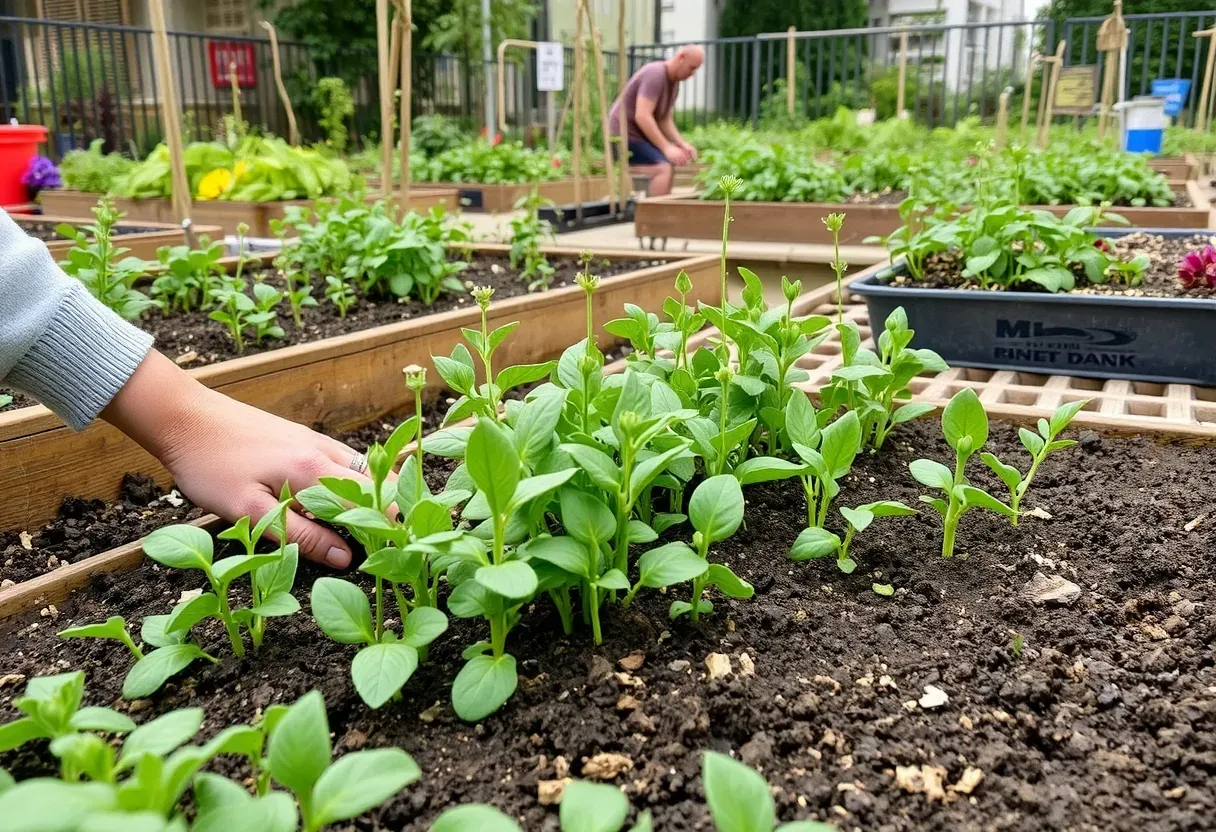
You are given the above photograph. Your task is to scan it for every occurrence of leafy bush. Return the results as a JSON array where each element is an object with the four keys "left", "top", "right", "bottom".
[
  {"left": 412, "top": 113, "right": 468, "bottom": 156},
  {"left": 312, "top": 77, "right": 354, "bottom": 153},
  {"left": 58, "top": 139, "right": 135, "bottom": 194},
  {"left": 421, "top": 139, "right": 563, "bottom": 184}
]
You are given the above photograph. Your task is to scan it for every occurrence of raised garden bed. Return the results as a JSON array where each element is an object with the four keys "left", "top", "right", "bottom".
[
  {"left": 37, "top": 188, "right": 459, "bottom": 237},
  {"left": 1148, "top": 153, "right": 1199, "bottom": 181},
  {"left": 11, "top": 213, "right": 224, "bottom": 260},
  {"left": 635, "top": 182, "right": 1211, "bottom": 245},
  {"left": 2, "top": 413, "right": 1213, "bottom": 830},
  {"left": 852, "top": 229, "right": 1216, "bottom": 385},
  {"left": 413, "top": 176, "right": 612, "bottom": 213},
  {"left": 0, "top": 246, "right": 717, "bottom": 533}
]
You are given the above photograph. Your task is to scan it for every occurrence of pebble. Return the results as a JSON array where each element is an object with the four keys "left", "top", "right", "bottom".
[
  {"left": 705, "top": 652, "right": 732, "bottom": 680},
  {"left": 667, "top": 659, "right": 690, "bottom": 673},
  {"left": 1021, "top": 571, "right": 1081, "bottom": 605},
  {"left": 581, "top": 753, "right": 634, "bottom": 780},
  {"left": 919, "top": 684, "right": 949, "bottom": 709},
  {"left": 618, "top": 651, "right": 645, "bottom": 671}
]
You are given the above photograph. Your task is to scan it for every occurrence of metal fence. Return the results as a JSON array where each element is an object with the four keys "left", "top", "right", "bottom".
[{"left": 627, "top": 11, "right": 1216, "bottom": 130}]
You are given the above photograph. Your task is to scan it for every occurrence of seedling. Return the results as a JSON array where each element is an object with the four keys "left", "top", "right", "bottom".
[
  {"left": 790, "top": 500, "right": 917, "bottom": 573},
  {"left": 150, "top": 235, "right": 226, "bottom": 314},
  {"left": 702, "top": 751, "right": 838, "bottom": 831},
  {"left": 823, "top": 211, "right": 847, "bottom": 324},
  {"left": 430, "top": 779, "right": 654, "bottom": 831},
  {"left": 909, "top": 388, "right": 1017, "bottom": 558},
  {"left": 980, "top": 399, "right": 1087, "bottom": 525},
  {"left": 324, "top": 274, "right": 357, "bottom": 317},
  {"left": 508, "top": 187, "right": 557, "bottom": 291},
  {"left": 55, "top": 197, "right": 155, "bottom": 320},
  {"left": 208, "top": 276, "right": 285, "bottom": 352},
  {"left": 1011, "top": 632, "right": 1025, "bottom": 656}
]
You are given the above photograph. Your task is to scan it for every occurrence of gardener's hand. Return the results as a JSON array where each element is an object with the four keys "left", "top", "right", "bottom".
[
  {"left": 665, "top": 143, "right": 691, "bottom": 166},
  {"left": 680, "top": 140, "right": 698, "bottom": 162},
  {"left": 102, "top": 350, "right": 367, "bottom": 567}
]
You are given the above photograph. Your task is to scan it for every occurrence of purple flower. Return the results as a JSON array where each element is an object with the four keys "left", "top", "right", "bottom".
[
  {"left": 21, "top": 156, "right": 62, "bottom": 193},
  {"left": 1178, "top": 245, "right": 1216, "bottom": 290}
]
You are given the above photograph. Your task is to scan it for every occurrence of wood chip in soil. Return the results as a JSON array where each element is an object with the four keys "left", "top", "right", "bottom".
[{"left": 3, "top": 419, "right": 1214, "bottom": 830}]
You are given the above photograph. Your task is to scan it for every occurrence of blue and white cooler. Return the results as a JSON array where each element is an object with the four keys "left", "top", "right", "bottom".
[{"left": 1114, "top": 96, "right": 1166, "bottom": 154}]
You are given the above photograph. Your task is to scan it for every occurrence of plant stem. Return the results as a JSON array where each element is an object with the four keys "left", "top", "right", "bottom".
[
  {"left": 216, "top": 592, "right": 245, "bottom": 658},
  {"left": 489, "top": 613, "right": 507, "bottom": 658},
  {"left": 689, "top": 574, "right": 707, "bottom": 623},
  {"left": 374, "top": 577, "right": 384, "bottom": 642},
  {"left": 589, "top": 585, "right": 603, "bottom": 645},
  {"left": 118, "top": 627, "right": 145, "bottom": 661}
]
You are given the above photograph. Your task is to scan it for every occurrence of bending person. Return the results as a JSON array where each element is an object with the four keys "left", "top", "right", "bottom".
[
  {"left": 0, "top": 208, "right": 368, "bottom": 568},
  {"left": 608, "top": 44, "right": 704, "bottom": 197}
]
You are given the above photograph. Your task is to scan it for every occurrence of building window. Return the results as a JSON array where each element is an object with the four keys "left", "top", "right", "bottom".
[{"left": 205, "top": 0, "right": 250, "bottom": 35}]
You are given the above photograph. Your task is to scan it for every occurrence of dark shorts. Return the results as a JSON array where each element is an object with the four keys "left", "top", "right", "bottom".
[{"left": 613, "top": 137, "right": 668, "bottom": 166}]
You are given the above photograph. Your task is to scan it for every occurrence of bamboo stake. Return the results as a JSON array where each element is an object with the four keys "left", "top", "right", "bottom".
[
  {"left": 896, "top": 30, "right": 909, "bottom": 118},
  {"left": 146, "top": 0, "right": 191, "bottom": 226},
  {"left": 786, "top": 25, "right": 796, "bottom": 117},
  {"left": 229, "top": 62, "right": 242, "bottom": 127},
  {"left": 1096, "top": 0, "right": 1127, "bottom": 141},
  {"left": 398, "top": 0, "right": 412, "bottom": 211},
  {"left": 591, "top": 31, "right": 618, "bottom": 215},
  {"left": 1021, "top": 53, "right": 1039, "bottom": 133},
  {"left": 260, "top": 21, "right": 299, "bottom": 146},
  {"left": 617, "top": 0, "right": 629, "bottom": 213},
  {"left": 995, "top": 88, "right": 1010, "bottom": 148},
  {"left": 1036, "top": 40, "right": 1066, "bottom": 149},
  {"left": 1194, "top": 28, "right": 1216, "bottom": 133},
  {"left": 573, "top": 0, "right": 585, "bottom": 219},
  {"left": 377, "top": 0, "right": 393, "bottom": 197},
  {"left": 1097, "top": 48, "right": 1117, "bottom": 140}
]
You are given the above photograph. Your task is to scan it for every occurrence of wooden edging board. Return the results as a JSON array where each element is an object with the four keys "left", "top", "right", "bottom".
[
  {"left": 11, "top": 213, "right": 224, "bottom": 260},
  {"left": 6, "top": 273, "right": 1215, "bottom": 623},
  {"left": 0, "top": 246, "right": 718, "bottom": 532},
  {"left": 414, "top": 177, "right": 611, "bottom": 213},
  {"left": 635, "top": 182, "right": 1212, "bottom": 245},
  {"left": 1148, "top": 154, "right": 1199, "bottom": 181},
  {"left": 37, "top": 188, "right": 459, "bottom": 237}
]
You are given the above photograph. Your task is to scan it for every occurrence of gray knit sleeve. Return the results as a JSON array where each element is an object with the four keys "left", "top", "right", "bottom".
[{"left": 0, "top": 209, "right": 153, "bottom": 430}]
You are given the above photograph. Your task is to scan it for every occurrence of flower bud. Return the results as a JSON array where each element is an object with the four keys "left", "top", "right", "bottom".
[
  {"left": 822, "top": 212, "right": 845, "bottom": 233},
  {"left": 472, "top": 285, "right": 495, "bottom": 310},
  {"left": 618, "top": 411, "right": 639, "bottom": 434},
  {"left": 579, "top": 249, "right": 594, "bottom": 265},
  {"left": 236, "top": 221, "right": 250, "bottom": 237},
  {"left": 781, "top": 276, "right": 802, "bottom": 303},
  {"left": 403, "top": 364, "right": 427, "bottom": 391},
  {"left": 674, "top": 269, "right": 692, "bottom": 295},
  {"left": 714, "top": 366, "right": 734, "bottom": 386},
  {"left": 718, "top": 174, "right": 742, "bottom": 196},
  {"left": 576, "top": 272, "right": 600, "bottom": 294}
]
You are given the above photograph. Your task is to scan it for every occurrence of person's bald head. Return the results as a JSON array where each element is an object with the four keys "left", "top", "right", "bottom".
[{"left": 666, "top": 45, "right": 704, "bottom": 81}]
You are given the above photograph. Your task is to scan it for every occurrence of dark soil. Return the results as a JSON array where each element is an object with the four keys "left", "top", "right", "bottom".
[
  {"left": 0, "top": 389, "right": 34, "bottom": 411},
  {"left": 16, "top": 219, "right": 165, "bottom": 242},
  {"left": 888, "top": 232, "right": 1216, "bottom": 299},
  {"left": 3, "top": 419, "right": 1214, "bottom": 831},
  {"left": 144, "top": 255, "right": 658, "bottom": 367}
]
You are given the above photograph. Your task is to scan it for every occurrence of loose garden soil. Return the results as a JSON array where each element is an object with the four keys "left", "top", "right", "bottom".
[
  {"left": 14, "top": 219, "right": 165, "bottom": 242},
  {"left": 3, "top": 419, "right": 1214, "bottom": 831},
  {"left": 888, "top": 232, "right": 1216, "bottom": 299},
  {"left": 143, "top": 255, "right": 658, "bottom": 367}
]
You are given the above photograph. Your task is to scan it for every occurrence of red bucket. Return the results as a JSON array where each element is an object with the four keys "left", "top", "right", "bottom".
[{"left": 0, "top": 125, "right": 49, "bottom": 208}]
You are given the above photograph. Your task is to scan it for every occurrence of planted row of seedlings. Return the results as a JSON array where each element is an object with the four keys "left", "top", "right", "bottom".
[{"left": 6, "top": 179, "right": 1209, "bottom": 830}]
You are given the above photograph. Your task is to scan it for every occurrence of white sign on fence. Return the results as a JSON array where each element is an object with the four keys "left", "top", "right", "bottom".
[{"left": 537, "top": 42, "right": 564, "bottom": 92}]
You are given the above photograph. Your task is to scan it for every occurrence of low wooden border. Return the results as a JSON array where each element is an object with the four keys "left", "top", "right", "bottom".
[
  {"left": 11, "top": 213, "right": 224, "bottom": 260},
  {"left": 1149, "top": 154, "right": 1199, "bottom": 181},
  {"left": 37, "top": 188, "right": 460, "bottom": 237},
  {"left": 0, "top": 246, "right": 718, "bottom": 532},
  {"left": 414, "top": 177, "right": 611, "bottom": 213},
  {"left": 6, "top": 276, "right": 1215, "bottom": 623},
  {"left": 634, "top": 183, "right": 1212, "bottom": 245}
]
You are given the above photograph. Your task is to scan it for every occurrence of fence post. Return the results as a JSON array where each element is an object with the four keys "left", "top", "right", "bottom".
[
  {"left": 750, "top": 37, "right": 761, "bottom": 126},
  {"left": 786, "top": 26, "right": 795, "bottom": 117},
  {"left": 897, "top": 29, "right": 909, "bottom": 118}
]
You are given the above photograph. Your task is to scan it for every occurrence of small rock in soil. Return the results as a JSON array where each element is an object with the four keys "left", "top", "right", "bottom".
[
  {"left": 537, "top": 778, "right": 571, "bottom": 804},
  {"left": 581, "top": 753, "right": 633, "bottom": 780},
  {"left": 1021, "top": 571, "right": 1082, "bottom": 605},
  {"left": 617, "top": 651, "right": 645, "bottom": 671},
  {"left": 919, "top": 684, "right": 949, "bottom": 709},
  {"left": 705, "top": 652, "right": 732, "bottom": 679}
]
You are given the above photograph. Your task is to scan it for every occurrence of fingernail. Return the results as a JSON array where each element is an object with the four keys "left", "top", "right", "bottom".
[{"left": 326, "top": 546, "right": 351, "bottom": 568}]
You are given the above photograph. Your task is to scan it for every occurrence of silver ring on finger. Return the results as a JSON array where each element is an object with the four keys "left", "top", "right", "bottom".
[{"left": 349, "top": 451, "right": 368, "bottom": 475}]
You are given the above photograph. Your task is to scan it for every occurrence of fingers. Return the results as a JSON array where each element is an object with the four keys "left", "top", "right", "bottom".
[{"left": 243, "top": 489, "right": 353, "bottom": 569}]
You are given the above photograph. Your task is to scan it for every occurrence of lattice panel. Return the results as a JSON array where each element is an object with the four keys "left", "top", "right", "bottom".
[{"left": 792, "top": 300, "right": 1216, "bottom": 427}]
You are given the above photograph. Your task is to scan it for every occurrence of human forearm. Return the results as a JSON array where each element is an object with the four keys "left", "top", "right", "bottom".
[{"left": 636, "top": 110, "right": 673, "bottom": 155}]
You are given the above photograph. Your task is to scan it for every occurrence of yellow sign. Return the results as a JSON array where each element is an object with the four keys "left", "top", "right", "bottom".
[{"left": 1054, "top": 65, "right": 1099, "bottom": 115}]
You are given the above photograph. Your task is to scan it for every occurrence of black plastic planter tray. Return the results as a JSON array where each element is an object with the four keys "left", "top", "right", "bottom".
[
  {"left": 539, "top": 198, "right": 636, "bottom": 233},
  {"left": 851, "top": 228, "right": 1216, "bottom": 386}
]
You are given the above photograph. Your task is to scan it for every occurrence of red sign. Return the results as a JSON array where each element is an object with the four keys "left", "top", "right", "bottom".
[{"left": 208, "top": 41, "right": 257, "bottom": 89}]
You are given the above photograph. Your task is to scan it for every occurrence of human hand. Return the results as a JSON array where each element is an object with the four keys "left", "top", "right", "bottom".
[
  {"left": 103, "top": 351, "right": 369, "bottom": 568},
  {"left": 664, "top": 143, "right": 691, "bottom": 166},
  {"left": 681, "top": 141, "right": 698, "bottom": 162}
]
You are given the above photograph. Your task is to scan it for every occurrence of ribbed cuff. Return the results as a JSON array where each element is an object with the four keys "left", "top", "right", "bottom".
[{"left": 7, "top": 284, "right": 154, "bottom": 430}]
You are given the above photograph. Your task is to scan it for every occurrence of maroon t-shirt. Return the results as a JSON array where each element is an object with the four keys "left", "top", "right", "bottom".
[{"left": 609, "top": 61, "right": 679, "bottom": 142}]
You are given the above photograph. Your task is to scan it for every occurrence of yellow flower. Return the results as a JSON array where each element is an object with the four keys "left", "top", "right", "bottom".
[
  {"left": 197, "top": 168, "right": 233, "bottom": 200},
  {"left": 233, "top": 160, "right": 249, "bottom": 179}
]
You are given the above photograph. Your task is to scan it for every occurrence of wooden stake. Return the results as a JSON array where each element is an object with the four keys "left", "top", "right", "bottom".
[
  {"left": 1194, "top": 28, "right": 1216, "bottom": 133},
  {"left": 573, "top": 0, "right": 584, "bottom": 219},
  {"left": 1096, "top": 0, "right": 1128, "bottom": 141},
  {"left": 591, "top": 30, "right": 618, "bottom": 215},
  {"left": 377, "top": 0, "right": 393, "bottom": 198},
  {"left": 146, "top": 0, "right": 191, "bottom": 225},
  {"left": 617, "top": 0, "right": 629, "bottom": 213},
  {"left": 229, "top": 62, "right": 242, "bottom": 126},
  {"left": 995, "top": 88, "right": 1010, "bottom": 148},
  {"left": 260, "top": 22, "right": 299, "bottom": 146},
  {"left": 1021, "top": 53, "right": 1038, "bottom": 133},
  {"left": 1097, "top": 48, "right": 1118, "bottom": 140},
  {"left": 397, "top": 0, "right": 412, "bottom": 211},
  {"left": 1036, "top": 40, "right": 1066, "bottom": 149},
  {"left": 786, "top": 25, "right": 796, "bottom": 117},
  {"left": 896, "top": 30, "right": 909, "bottom": 118}
]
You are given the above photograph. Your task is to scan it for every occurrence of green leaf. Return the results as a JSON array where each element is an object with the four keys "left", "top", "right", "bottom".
[
  {"left": 689, "top": 475, "right": 745, "bottom": 544},
  {"left": 296, "top": 486, "right": 350, "bottom": 523},
  {"left": 784, "top": 393, "right": 820, "bottom": 448},
  {"left": 142, "top": 525, "right": 213, "bottom": 571},
  {"left": 980, "top": 452, "right": 1022, "bottom": 492},
  {"left": 560, "top": 442, "right": 622, "bottom": 491},
  {"left": 122, "top": 645, "right": 204, "bottom": 699},
  {"left": 139, "top": 615, "right": 185, "bottom": 649},
  {"left": 467, "top": 420, "right": 521, "bottom": 516},
  {"left": 837, "top": 557, "right": 858, "bottom": 574},
  {"left": 58, "top": 615, "right": 131, "bottom": 643},
  {"left": 211, "top": 553, "right": 283, "bottom": 587},
  {"left": 839, "top": 506, "right": 874, "bottom": 533},
  {"left": 164, "top": 593, "right": 220, "bottom": 634},
  {"left": 669, "top": 599, "right": 713, "bottom": 620},
  {"left": 832, "top": 364, "right": 891, "bottom": 383},
  {"left": 0, "top": 780, "right": 118, "bottom": 832},
  {"left": 119, "top": 708, "right": 203, "bottom": 767},
  {"left": 249, "top": 591, "right": 301, "bottom": 618},
  {"left": 637, "top": 542, "right": 706, "bottom": 588},
  {"left": 627, "top": 520, "right": 658, "bottom": 543},
  {"left": 702, "top": 751, "right": 775, "bottom": 832},
  {"left": 521, "top": 535, "right": 589, "bottom": 577},
  {"left": 1019, "top": 427, "right": 1045, "bottom": 455},
  {"left": 891, "top": 402, "right": 935, "bottom": 425},
  {"left": 496, "top": 361, "right": 557, "bottom": 392},
  {"left": 0, "top": 718, "right": 46, "bottom": 753},
  {"left": 595, "top": 569, "right": 630, "bottom": 591},
  {"left": 509, "top": 469, "right": 577, "bottom": 511},
  {"left": 402, "top": 606, "right": 449, "bottom": 648},
  {"left": 958, "top": 485, "right": 1017, "bottom": 517},
  {"left": 909, "top": 458, "right": 953, "bottom": 491},
  {"left": 193, "top": 791, "right": 298, "bottom": 832},
  {"left": 860, "top": 500, "right": 918, "bottom": 518},
  {"left": 475, "top": 561, "right": 538, "bottom": 599},
  {"left": 705, "top": 564, "right": 753, "bottom": 598},
  {"left": 873, "top": 583, "right": 895, "bottom": 597},
  {"left": 257, "top": 544, "right": 299, "bottom": 599},
  {"left": 311, "top": 578, "right": 374, "bottom": 645},
  {"left": 310, "top": 747, "right": 421, "bottom": 828},
  {"left": 941, "top": 388, "right": 988, "bottom": 453},
  {"left": 734, "top": 456, "right": 806, "bottom": 485},
  {"left": 434, "top": 355, "right": 476, "bottom": 394},
  {"left": 69, "top": 707, "right": 136, "bottom": 734},
  {"left": 452, "top": 654, "right": 518, "bottom": 722},
  {"left": 789, "top": 527, "right": 841, "bottom": 561},
  {"left": 268, "top": 690, "right": 331, "bottom": 797},
  {"left": 1049, "top": 399, "right": 1087, "bottom": 436},
  {"left": 430, "top": 805, "right": 522, "bottom": 832},
  {"left": 628, "top": 444, "right": 691, "bottom": 503},
  {"left": 819, "top": 410, "right": 861, "bottom": 478},
  {"left": 352, "top": 643, "right": 419, "bottom": 709},
  {"left": 559, "top": 488, "right": 616, "bottom": 547},
  {"left": 560, "top": 779, "right": 630, "bottom": 832},
  {"left": 919, "top": 495, "right": 949, "bottom": 515}
]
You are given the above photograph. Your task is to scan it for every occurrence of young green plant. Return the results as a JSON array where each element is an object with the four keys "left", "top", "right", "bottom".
[{"left": 980, "top": 399, "right": 1088, "bottom": 525}]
